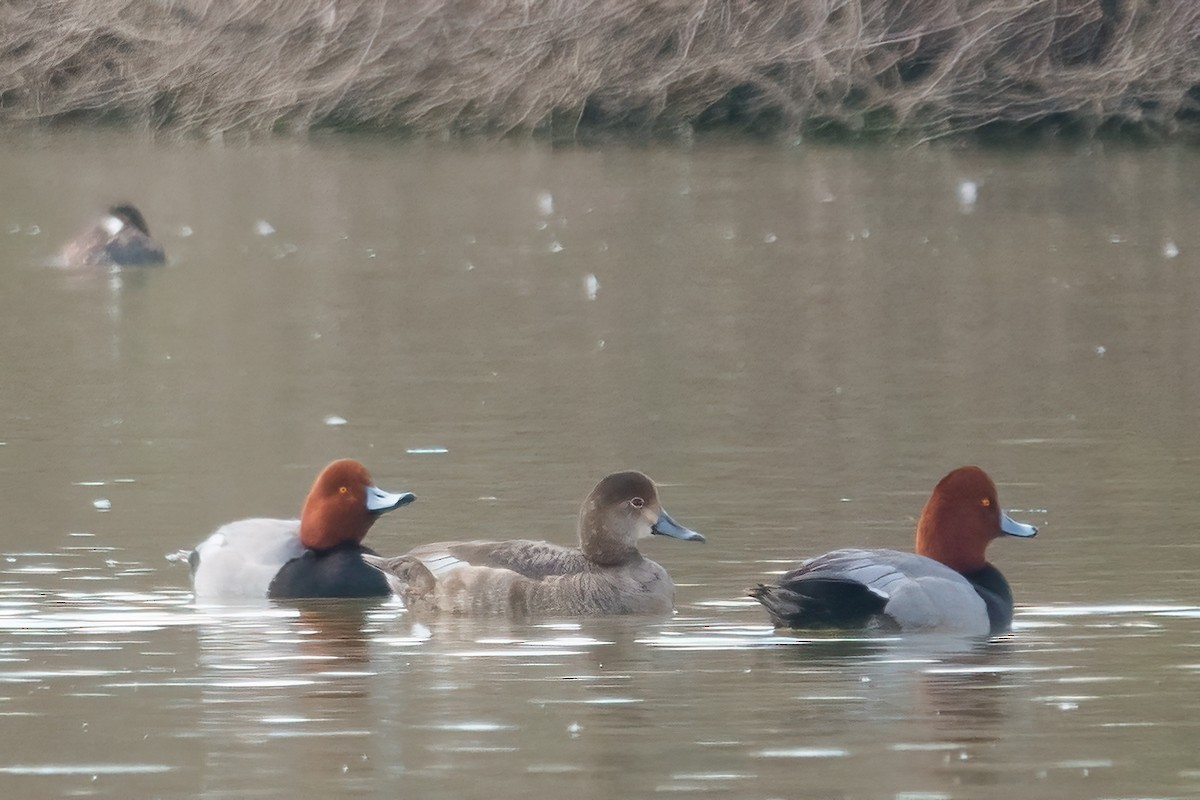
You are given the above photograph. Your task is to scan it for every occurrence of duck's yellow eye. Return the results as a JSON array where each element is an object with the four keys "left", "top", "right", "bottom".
[
  {"left": 630, "top": 497, "right": 645, "bottom": 509},
  {"left": 981, "top": 497, "right": 991, "bottom": 507},
  {"left": 339, "top": 486, "right": 348, "bottom": 495}
]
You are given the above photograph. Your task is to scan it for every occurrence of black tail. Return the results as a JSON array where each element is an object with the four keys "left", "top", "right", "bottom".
[{"left": 750, "top": 579, "right": 887, "bottom": 630}]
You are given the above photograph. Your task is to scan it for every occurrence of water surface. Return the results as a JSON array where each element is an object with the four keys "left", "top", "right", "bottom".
[{"left": 1, "top": 132, "right": 1198, "bottom": 798}]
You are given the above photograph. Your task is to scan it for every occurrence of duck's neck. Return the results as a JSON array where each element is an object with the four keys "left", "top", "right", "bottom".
[
  {"left": 579, "top": 520, "right": 640, "bottom": 566},
  {"left": 915, "top": 517, "right": 988, "bottom": 574},
  {"left": 300, "top": 514, "right": 371, "bottom": 552}
]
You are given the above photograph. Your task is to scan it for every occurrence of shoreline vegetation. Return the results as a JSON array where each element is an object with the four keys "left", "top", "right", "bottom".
[{"left": 2, "top": 0, "right": 1198, "bottom": 143}]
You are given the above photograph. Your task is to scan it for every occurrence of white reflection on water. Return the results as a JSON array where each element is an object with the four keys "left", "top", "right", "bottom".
[
  {"left": 752, "top": 747, "right": 850, "bottom": 758},
  {"left": 424, "top": 721, "right": 515, "bottom": 731},
  {"left": 0, "top": 764, "right": 173, "bottom": 775},
  {"left": 1023, "top": 603, "right": 1193, "bottom": 616}
]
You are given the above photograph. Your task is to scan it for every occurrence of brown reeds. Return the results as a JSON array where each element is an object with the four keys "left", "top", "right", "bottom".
[{"left": 1, "top": 0, "right": 1198, "bottom": 140}]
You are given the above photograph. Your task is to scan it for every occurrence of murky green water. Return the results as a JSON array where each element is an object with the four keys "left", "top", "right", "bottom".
[{"left": 1, "top": 132, "right": 1198, "bottom": 798}]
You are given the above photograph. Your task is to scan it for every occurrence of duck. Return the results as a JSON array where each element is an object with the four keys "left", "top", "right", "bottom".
[
  {"left": 186, "top": 459, "right": 415, "bottom": 599},
  {"left": 362, "top": 470, "right": 704, "bottom": 616},
  {"left": 61, "top": 203, "right": 166, "bottom": 268},
  {"left": 750, "top": 466, "right": 1037, "bottom": 636}
]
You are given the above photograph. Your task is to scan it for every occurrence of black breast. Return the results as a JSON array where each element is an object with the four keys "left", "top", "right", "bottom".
[
  {"left": 963, "top": 563, "right": 1015, "bottom": 634},
  {"left": 268, "top": 543, "right": 390, "bottom": 599}
]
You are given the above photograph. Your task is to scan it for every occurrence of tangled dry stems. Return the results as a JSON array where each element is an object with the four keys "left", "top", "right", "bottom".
[{"left": 1, "top": 0, "right": 1198, "bottom": 140}]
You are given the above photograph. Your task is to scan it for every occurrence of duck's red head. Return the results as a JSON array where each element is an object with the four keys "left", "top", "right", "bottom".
[
  {"left": 299, "top": 459, "right": 415, "bottom": 551},
  {"left": 914, "top": 466, "right": 1036, "bottom": 573}
]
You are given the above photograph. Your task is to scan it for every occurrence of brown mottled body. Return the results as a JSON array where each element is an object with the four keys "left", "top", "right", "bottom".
[
  {"left": 365, "top": 471, "right": 704, "bottom": 617},
  {"left": 370, "top": 545, "right": 676, "bottom": 616}
]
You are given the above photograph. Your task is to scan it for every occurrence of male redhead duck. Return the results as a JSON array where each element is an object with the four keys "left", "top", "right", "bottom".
[
  {"left": 187, "top": 459, "right": 415, "bottom": 599},
  {"left": 750, "top": 466, "right": 1037, "bottom": 636},
  {"left": 362, "top": 470, "right": 704, "bottom": 616},
  {"left": 61, "top": 203, "right": 166, "bottom": 268}
]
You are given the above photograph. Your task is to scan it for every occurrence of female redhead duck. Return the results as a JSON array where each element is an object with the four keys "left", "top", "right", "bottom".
[
  {"left": 363, "top": 471, "right": 704, "bottom": 616},
  {"left": 188, "top": 459, "right": 415, "bottom": 599},
  {"left": 61, "top": 203, "right": 166, "bottom": 268},
  {"left": 751, "top": 466, "right": 1037, "bottom": 636}
]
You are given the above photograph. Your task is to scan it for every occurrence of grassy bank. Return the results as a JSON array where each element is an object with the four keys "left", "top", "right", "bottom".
[{"left": 2, "top": 0, "right": 1198, "bottom": 141}]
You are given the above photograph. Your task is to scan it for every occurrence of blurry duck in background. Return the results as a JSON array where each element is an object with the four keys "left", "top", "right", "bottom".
[{"left": 61, "top": 203, "right": 166, "bottom": 268}]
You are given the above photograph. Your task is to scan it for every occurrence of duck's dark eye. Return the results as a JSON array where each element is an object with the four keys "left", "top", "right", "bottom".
[
  {"left": 630, "top": 497, "right": 645, "bottom": 509},
  {"left": 339, "top": 486, "right": 348, "bottom": 495},
  {"left": 981, "top": 497, "right": 991, "bottom": 508}
]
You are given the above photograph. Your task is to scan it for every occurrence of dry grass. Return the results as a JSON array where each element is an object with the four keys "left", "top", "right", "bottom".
[{"left": 1, "top": 0, "right": 1198, "bottom": 140}]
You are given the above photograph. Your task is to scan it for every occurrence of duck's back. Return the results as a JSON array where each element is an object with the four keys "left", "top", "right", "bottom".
[
  {"left": 408, "top": 539, "right": 590, "bottom": 580},
  {"left": 62, "top": 225, "right": 165, "bottom": 268},
  {"left": 105, "top": 228, "right": 165, "bottom": 266},
  {"left": 191, "top": 518, "right": 306, "bottom": 598},
  {"left": 753, "top": 548, "right": 991, "bottom": 635},
  {"left": 61, "top": 228, "right": 109, "bottom": 267}
]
